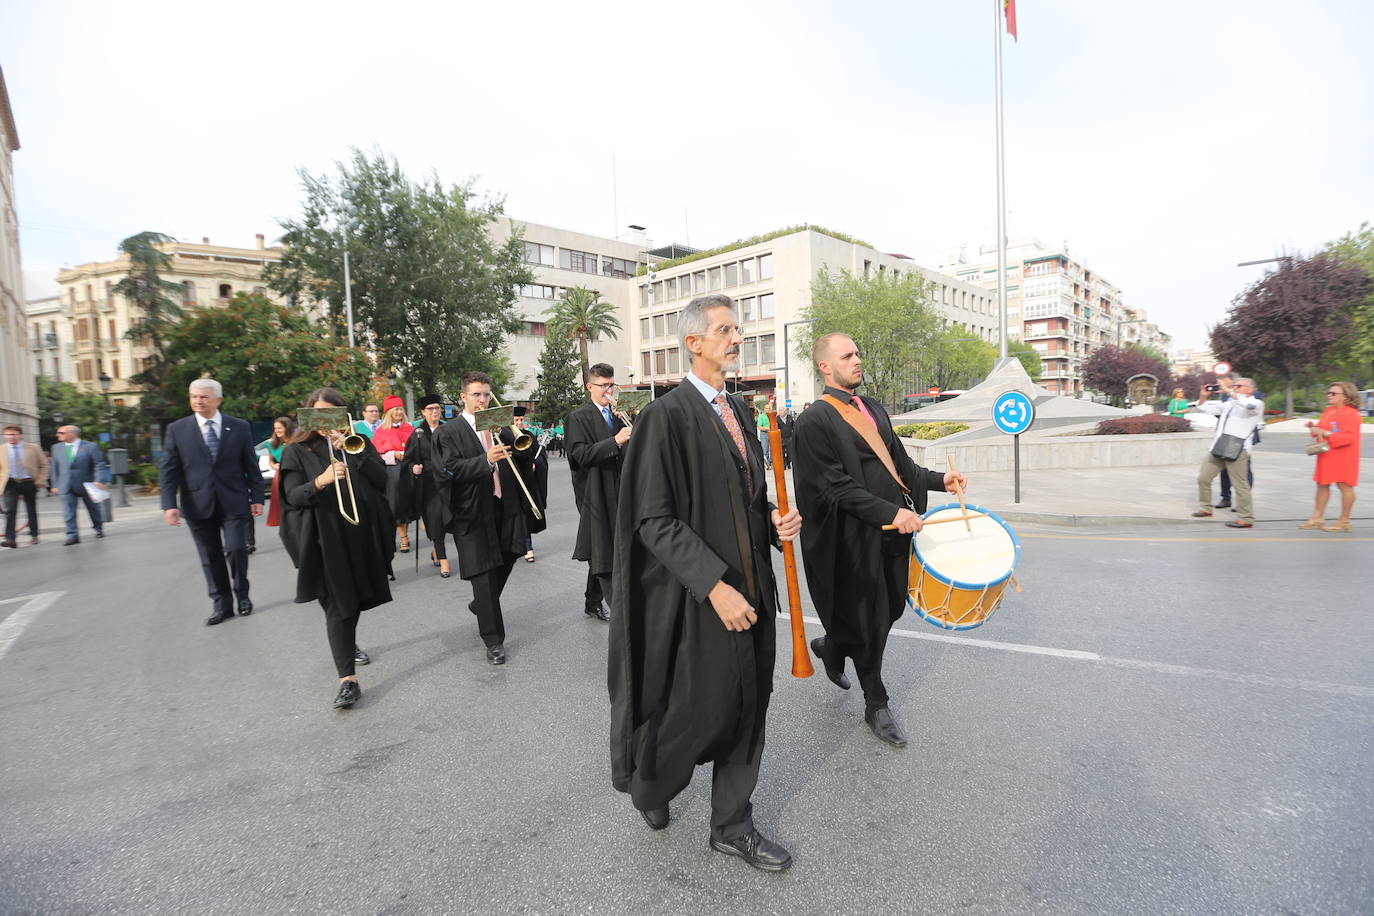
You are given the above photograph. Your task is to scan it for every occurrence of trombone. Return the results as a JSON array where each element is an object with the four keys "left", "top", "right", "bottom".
[
  {"left": 479, "top": 394, "right": 543, "bottom": 521},
  {"left": 296, "top": 407, "right": 365, "bottom": 526}
]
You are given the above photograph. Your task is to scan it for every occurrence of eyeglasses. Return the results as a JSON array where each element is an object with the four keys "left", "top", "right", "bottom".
[
  {"left": 422, "top": 405, "right": 442, "bottom": 410},
  {"left": 589, "top": 381, "right": 616, "bottom": 390}
]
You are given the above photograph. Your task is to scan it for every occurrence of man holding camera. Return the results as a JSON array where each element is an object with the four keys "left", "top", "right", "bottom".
[{"left": 1192, "top": 377, "right": 1263, "bottom": 528}]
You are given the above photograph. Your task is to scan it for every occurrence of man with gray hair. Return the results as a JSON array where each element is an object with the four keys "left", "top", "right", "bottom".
[
  {"left": 610, "top": 293, "right": 802, "bottom": 872},
  {"left": 160, "top": 379, "right": 265, "bottom": 625},
  {"left": 48, "top": 424, "right": 109, "bottom": 545},
  {"left": 1192, "top": 376, "right": 1262, "bottom": 528}
]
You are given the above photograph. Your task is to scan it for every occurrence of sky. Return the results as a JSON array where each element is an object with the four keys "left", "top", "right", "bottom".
[{"left": 3, "top": 0, "right": 1371, "bottom": 350}]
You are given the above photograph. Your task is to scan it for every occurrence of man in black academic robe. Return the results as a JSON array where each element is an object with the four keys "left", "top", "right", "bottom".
[
  {"left": 565, "top": 362, "right": 631, "bottom": 621},
  {"left": 433, "top": 372, "right": 533, "bottom": 666},
  {"left": 513, "top": 406, "right": 548, "bottom": 562},
  {"left": 792, "top": 333, "right": 966, "bottom": 747},
  {"left": 609, "top": 293, "right": 801, "bottom": 873},
  {"left": 401, "top": 394, "right": 451, "bottom": 575}
]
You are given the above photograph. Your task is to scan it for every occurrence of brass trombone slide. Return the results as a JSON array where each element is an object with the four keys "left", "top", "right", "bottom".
[
  {"left": 475, "top": 396, "right": 543, "bottom": 521},
  {"left": 296, "top": 407, "right": 365, "bottom": 526},
  {"left": 607, "top": 388, "right": 650, "bottom": 429}
]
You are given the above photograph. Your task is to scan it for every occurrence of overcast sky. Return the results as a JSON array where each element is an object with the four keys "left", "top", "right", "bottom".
[{"left": 4, "top": 0, "right": 1371, "bottom": 350}]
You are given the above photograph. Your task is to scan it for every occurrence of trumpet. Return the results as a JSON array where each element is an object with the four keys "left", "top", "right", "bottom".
[
  {"left": 484, "top": 394, "right": 543, "bottom": 521},
  {"left": 297, "top": 407, "right": 365, "bottom": 526}
]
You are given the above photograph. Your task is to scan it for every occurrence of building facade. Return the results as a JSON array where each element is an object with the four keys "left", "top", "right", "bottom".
[
  {"left": 41, "top": 235, "right": 287, "bottom": 406},
  {"left": 936, "top": 239, "right": 1171, "bottom": 397},
  {"left": 0, "top": 66, "right": 38, "bottom": 438}
]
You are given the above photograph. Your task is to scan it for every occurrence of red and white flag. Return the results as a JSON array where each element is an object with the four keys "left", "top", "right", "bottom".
[{"left": 1005, "top": 0, "right": 1018, "bottom": 40}]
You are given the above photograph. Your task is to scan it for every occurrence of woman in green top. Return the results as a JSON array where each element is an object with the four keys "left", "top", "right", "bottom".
[
  {"left": 1167, "top": 388, "right": 1191, "bottom": 417},
  {"left": 261, "top": 416, "right": 296, "bottom": 528}
]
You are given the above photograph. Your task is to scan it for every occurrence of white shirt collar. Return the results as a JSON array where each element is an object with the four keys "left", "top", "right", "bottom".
[
  {"left": 685, "top": 371, "right": 725, "bottom": 404},
  {"left": 69, "top": 438, "right": 83, "bottom": 449},
  {"left": 463, "top": 411, "right": 478, "bottom": 432},
  {"left": 199, "top": 411, "right": 223, "bottom": 429}
]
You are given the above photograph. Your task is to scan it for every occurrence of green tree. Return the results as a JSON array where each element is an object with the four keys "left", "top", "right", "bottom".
[
  {"left": 1326, "top": 222, "right": 1374, "bottom": 378},
  {"left": 1007, "top": 339, "right": 1044, "bottom": 382},
  {"left": 930, "top": 327, "right": 997, "bottom": 391},
  {"left": 112, "top": 231, "right": 186, "bottom": 416},
  {"left": 547, "top": 286, "right": 621, "bottom": 385},
  {"left": 35, "top": 375, "right": 140, "bottom": 451},
  {"left": 527, "top": 329, "right": 585, "bottom": 426},
  {"left": 161, "top": 292, "right": 376, "bottom": 418},
  {"left": 265, "top": 148, "right": 534, "bottom": 397},
  {"left": 798, "top": 269, "right": 943, "bottom": 409}
]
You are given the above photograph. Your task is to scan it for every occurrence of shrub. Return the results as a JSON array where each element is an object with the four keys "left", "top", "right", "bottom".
[
  {"left": 129, "top": 462, "right": 161, "bottom": 491},
  {"left": 1093, "top": 415, "right": 1193, "bottom": 435},
  {"left": 894, "top": 422, "right": 969, "bottom": 440}
]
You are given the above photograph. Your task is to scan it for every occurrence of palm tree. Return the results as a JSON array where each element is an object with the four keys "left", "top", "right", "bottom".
[{"left": 548, "top": 287, "right": 621, "bottom": 384}]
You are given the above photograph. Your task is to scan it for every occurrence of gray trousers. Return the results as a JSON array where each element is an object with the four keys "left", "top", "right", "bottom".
[{"left": 1198, "top": 450, "right": 1253, "bottom": 522}]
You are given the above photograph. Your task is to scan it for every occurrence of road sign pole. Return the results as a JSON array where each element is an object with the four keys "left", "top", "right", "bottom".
[{"left": 1014, "top": 433, "right": 1020, "bottom": 504}]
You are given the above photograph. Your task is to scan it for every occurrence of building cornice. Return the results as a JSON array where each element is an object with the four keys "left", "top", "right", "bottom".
[{"left": 0, "top": 67, "right": 18, "bottom": 151}]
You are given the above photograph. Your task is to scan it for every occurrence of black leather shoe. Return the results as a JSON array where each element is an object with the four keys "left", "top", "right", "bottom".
[
  {"left": 709, "top": 830, "right": 793, "bottom": 872},
  {"left": 584, "top": 604, "right": 610, "bottom": 621},
  {"left": 64, "top": 536, "right": 79, "bottom": 546},
  {"left": 1214, "top": 499, "right": 1232, "bottom": 509},
  {"left": 486, "top": 643, "right": 506, "bottom": 666},
  {"left": 246, "top": 544, "right": 256, "bottom": 554},
  {"left": 237, "top": 598, "right": 253, "bottom": 616},
  {"left": 811, "top": 637, "right": 851, "bottom": 690},
  {"left": 94, "top": 530, "right": 105, "bottom": 539},
  {"left": 333, "top": 680, "right": 361, "bottom": 708},
  {"left": 468, "top": 600, "right": 479, "bottom": 617},
  {"left": 354, "top": 646, "right": 371, "bottom": 666},
  {"left": 0, "top": 539, "right": 15, "bottom": 549},
  {"left": 640, "top": 806, "right": 669, "bottom": 830},
  {"left": 865, "top": 707, "right": 908, "bottom": 748},
  {"left": 205, "top": 610, "right": 234, "bottom": 626}
]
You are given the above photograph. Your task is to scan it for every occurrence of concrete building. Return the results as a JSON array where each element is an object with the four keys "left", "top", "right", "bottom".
[
  {"left": 1171, "top": 346, "right": 1218, "bottom": 376},
  {"left": 935, "top": 239, "right": 1171, "bottom": 397},
  {"left": 0, "top": 66, "right": 38, "bottom": 438},
  {"left": 44, "top": 235, "right": 287, "bottom": 406},
  {"left": 632, "top": 226, "right": 1002, "bottom": 408}
]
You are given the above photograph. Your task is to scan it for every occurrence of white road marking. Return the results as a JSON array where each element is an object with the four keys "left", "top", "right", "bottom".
[
  {"left": 779, "top": 613, "right": 1374, "bottom": 699},
  {"left": 0, "top": 591, "right": 65, "bottom": 662}
]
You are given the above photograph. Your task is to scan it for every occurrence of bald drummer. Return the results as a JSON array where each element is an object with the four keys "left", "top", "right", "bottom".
[{"left": 790, "top": 332, "right": 966, "bottom": 748}]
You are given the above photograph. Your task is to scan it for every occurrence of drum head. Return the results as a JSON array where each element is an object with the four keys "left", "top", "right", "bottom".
[{"left": 908, "top": 503, "right": 1020, "bottom": 630}]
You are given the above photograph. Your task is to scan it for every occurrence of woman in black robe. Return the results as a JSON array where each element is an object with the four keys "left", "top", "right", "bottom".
[
  {"left": 279, "top": 388, "right": 396, "bottom": 709},
  {"left": 400, "top": 394, "right": 451, "bottom": 577}
]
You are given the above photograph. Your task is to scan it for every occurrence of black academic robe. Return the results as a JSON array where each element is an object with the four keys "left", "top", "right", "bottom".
[
  {"left": 278, "top": 436, "right": 395, "bottom": 619},
  {"left": 433, "top": 416, "right": 533, "bottom": 579},
  {"left": 565, "top": 400, "right": 625, "bottom": 574},
  {"left": 609, "top": 384, "right": 779, "bottom": 793},
  {"left": 791, "top": 387, "right": 946, "bottom": 663},
  {"left": 526, "top": 437, "right": 549, "bottom": 533},
  {"left": 400, "top": 421, "right": 449, "bottom": 536}
]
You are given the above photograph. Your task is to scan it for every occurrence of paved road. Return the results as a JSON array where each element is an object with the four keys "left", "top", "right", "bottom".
[{"left": 2, "top": 458, "right": 1371, "bottom": 914}]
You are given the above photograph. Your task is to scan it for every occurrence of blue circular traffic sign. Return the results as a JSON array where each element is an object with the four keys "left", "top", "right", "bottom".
[{"left": 993, "top": 391, "right": 1035, "bottom": 435}]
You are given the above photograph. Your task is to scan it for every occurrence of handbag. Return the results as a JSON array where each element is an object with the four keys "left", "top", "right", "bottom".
[
  {"left": 1211, "top": 434, "right": 1246, "bottom": 461},
  {"left": 1306, "top": 441, "right": 1330, "bottom": 456}
]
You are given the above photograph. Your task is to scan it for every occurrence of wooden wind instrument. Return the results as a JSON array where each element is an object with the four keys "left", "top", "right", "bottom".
[{"left": 766, "top": 410, "right": 813, "bottom": 678}]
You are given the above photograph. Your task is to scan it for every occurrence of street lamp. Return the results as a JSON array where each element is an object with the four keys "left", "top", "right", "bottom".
[
  {"left": 98, "top": 372, "right": 112, "bottom": 443},
  {"left": 779, "top": 318, "right": 818, "bottom": 409}
]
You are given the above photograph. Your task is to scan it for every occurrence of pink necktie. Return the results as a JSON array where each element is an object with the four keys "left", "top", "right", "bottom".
[
  {"left": 851, "top": 395, "right": 877, "bottom": 428},
  {"left": 714, "top": 393, "right": 752, "bottom": 494},
  {"left": 481, "top": 429, "right": 503, "bottom": 498}
]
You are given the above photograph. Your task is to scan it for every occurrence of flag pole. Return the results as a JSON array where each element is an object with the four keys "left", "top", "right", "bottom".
[{"left": 994, "top": 0, "right": 1008, "bottom": 360}]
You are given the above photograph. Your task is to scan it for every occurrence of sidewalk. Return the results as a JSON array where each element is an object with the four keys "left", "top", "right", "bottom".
[{"left": 0, "top": 488, "right": 165, "bottom": 539}]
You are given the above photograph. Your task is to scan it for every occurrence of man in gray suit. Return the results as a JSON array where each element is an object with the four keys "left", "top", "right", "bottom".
[{"left": 49, "top": 425, "right": 111, "bottom": 545}]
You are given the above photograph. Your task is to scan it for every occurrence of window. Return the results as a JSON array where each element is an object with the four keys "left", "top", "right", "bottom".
[
  {"left": 108, "top": 319, "right": 117, "bottom": 345},
  {"left": 653, "top": 281, "right": 663, "bottom": 301},
  {"left": 560, "top": 248, "right": 598, "bottom": 273},
  {"left": 76, "top": 318, "right": 89, "bottom": 341},
  {"left": 738, "top": 297, "right": 755, "bottom": 321},
  {"left": 253, "top": 285, "right": 267, "bottom": 295},
  {"left": 654, "top": 314, "right": 667, "bottom": 338},
  {"left": 863, "top": 260, "right": 872, "bottom": 277},
  {"left": 523, "top": 321, "right": 547, "bottom": 336},
  {"left": 641, "top": 351, "right": 651, "bottom": 376},
  {"left": 667, "top": 347, "right": 681, "bottom": 374},
  {"left": 111, "top": 359, "right": 120, "bottom": 378},
  {"left": 759, "top": 334, "right": 775, "bottom": 366},
  {"left": 664, "top": 277, "right": 676, "bottom": 299},
  {"left": 708, "top": 267, "right": 722, "bottom": 291},
  {"left": 640, "top": 285, "right": 649, "bottom": 310},
  {"left": 104, "top": 281, "right": 113, "bottom": 302},
  {"left": 218, "top": 284, "right": 232, "bottom": 299},
  {"left": 758, "top": 253, "right": 773, "bottom": 280},
  {"left": 1027, "top": 261, "right": 1052, "bottom": 276},
  {"left": 723, "top": 263, "right": 738, "bottom": 287},
  {"left": 742, "top": 337, "right": 758, "bottom": 366},
  {"left": 523, "top": 242, "right": 555, "bottom": 266},
  {"left": 759, "top": 292, "right": 775, "bottom": 318},
  {"left": 640, "top": 317, "right": 650, "bottom": 338},
  {"left": 518, "top": 283, "right": 558, "bottom": 299},
  {"left": 654, "top": 350, "right": 667, "bottom": 375},
  {"left": 85, "top": 283, "right": 93, "bottom": 301},
  {"left": 693, "top": 271, "right": 707, "bottom": 294},
  {"left": 740, "top": 259, "right": 754, "bottom": 285}
]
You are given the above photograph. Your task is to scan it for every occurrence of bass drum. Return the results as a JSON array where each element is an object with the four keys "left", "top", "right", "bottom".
[{"left": 907, "top": 503, "right": 1020, "bottom": 631}]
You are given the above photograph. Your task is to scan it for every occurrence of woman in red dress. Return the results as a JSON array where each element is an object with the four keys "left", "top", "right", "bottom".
[
  {"left": 370, "top": 395, "right": 416, "bottom": 551},
  {"left": 1301, "top": 381, "right": 1362, "bottom": 532}
]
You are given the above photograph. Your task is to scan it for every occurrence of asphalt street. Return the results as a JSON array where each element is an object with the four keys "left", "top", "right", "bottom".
[{"left": 1, "top": 458, "right": 1371, "bottom": 915}]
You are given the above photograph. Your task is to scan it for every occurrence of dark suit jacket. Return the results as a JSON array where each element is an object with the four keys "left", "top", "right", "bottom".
[
  {"left": 159, "top": 413, "right": 265, "bottom": 520},
  {"left": 565, "top": 400, "right": 625, "bottom": 573},
  {"left": 433, "top": 415, "right": 531, "bottom": 579},
  {"left": 49, "top": 440, "right": 110, "bottom": 494}
]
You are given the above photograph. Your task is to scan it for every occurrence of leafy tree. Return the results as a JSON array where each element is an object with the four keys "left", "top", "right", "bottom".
[
  {"left": 527, "top": 329, "right": 585, "bottom": 427},
  {"left": 929, "top": 328, "right": 996, "bottom": 391},
  {"left": 547, "top": 286, "right": 621, "bottom": 385},
  {"left": 265, "top": 148, "right": 534, "bottom": 397},
  {"left": 35, "top": 375, "right": 140, "bottom": 451},
  {"left": 1007, "top": 338, "right": 1044, "bottom": 382},
  {"left": 1209, "top": 252, "right": 1370, "bottom": 416},
  {"left": 112, "top": 231, "right": 185, "bottom": 416},
  {"left": 798, "top": 269, "right": 943, "bottom": 409},
  {"left": 1081, "top": 344, "right": 1173, "bottom": 407},
  {"left": 1325, "top": 222, "right": 1374, "bottom": 376},
  {"left": 161, "top": 293, "right": 376, "bottom": 418}
]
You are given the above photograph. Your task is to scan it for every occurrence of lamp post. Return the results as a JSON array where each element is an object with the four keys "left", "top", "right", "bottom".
[
  {"left": 98, "top": 372, "right": 113, "bottom": 443},
  {"left": 780, "top": 318, "right": 818, "bottom": 409}
]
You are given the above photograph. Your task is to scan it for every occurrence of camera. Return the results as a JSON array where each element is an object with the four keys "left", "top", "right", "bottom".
[{"left": 1204, "top": 384, "right": 1221, "bottom": 392}]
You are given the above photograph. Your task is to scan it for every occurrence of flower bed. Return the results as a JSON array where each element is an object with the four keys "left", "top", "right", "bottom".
[
  {"left": 1092, "top": 415, "right": 1193, "bottom": 436},
  {"left": 895, "top": 422, "right": 969, "bottom": 440}
]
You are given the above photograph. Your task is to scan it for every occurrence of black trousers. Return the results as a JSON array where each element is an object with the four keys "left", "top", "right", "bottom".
[
  {"left": 1219, "top": 461, "right": 1255, "bottom": 500},
  {"left": 630, "top": 723, "right": 767, "bottom": 843},
  {"left": 185, "top": 513, "right": 250, "bottom": 614},
  {"left": 469, "top": 554, "right": 518, "bottom": 647},
  {"left": 323, "top": 604, "right": 360, "bottom": 677},
  {"left": 823, "top": 550, "right": 909, "bottom": 713},
  {"left": 584, "top": 568, "right": 613, "bottom": 612},
  {"left": 3, "top": 479, "right": 39, "bottom": 540}
]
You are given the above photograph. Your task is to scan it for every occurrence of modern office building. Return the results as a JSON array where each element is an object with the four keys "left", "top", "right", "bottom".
[
  {"left": 936, "top": 239, "right": 1171, "bottom": 396},
  {"left": 0, "top": 66, "right": 38, "bottom": 438},
  {"left": 41, "top": 236, "right": 289, "bottom": 405}
]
